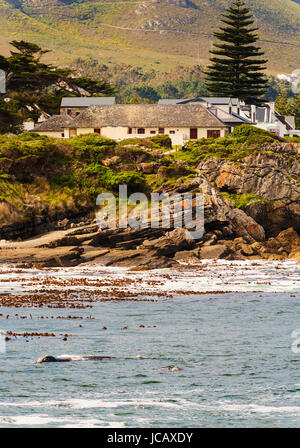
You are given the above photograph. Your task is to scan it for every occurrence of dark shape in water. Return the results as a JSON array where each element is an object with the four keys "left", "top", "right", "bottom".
[{"left": 37, "top": 355, "right": 116, "bottom": 363}]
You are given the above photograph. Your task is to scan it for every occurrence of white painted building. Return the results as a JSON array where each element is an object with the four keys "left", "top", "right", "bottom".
[
  {"left": 34, "top": 104, "right": 230, "bottom": 145},
  {"left": 240, "top": 102, "right": 298, "bottom": 138}
]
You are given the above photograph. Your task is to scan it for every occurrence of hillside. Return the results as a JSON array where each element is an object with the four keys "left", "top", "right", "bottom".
[{"left": 0, "top": 0, "right": 300, "bottom": 73}]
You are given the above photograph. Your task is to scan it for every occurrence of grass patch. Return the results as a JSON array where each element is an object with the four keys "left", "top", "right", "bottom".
[{"left": 221, "top": 192, "right": 266, "bottom": 209}]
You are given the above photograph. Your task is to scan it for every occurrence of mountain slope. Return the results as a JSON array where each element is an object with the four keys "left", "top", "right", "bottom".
[{"left": 0, "top": 0, "right": 300, "bottom": 73}]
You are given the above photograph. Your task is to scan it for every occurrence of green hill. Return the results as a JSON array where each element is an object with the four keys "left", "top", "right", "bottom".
[{"left": 0, "top": 0, "right": 300, "bottom": 73}]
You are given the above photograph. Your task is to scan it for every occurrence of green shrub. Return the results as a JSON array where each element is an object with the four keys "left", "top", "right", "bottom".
[
  {"left": 284, "top": 136, "right": 300, "bottom": 143},
  {"left": 221, "top": 192, "right": 266, "bottom": 208},
  {"left": 245, "top": 134, "right": 276, "bottom": 145},
  {"left": 116, "top": 146, "right": 152, "bottom": 163},
  {"left": 102, "top": 170, "right": 146, "bottom": 192},
  {"left": 182, "top": 126, "right": 279, "bottom": 162},
  {"left": 149, "top": 134, "right": 172, "bottom": 149},
  {"left": 118, "top": 135, "right": 172, "bottom": 150},
  {"left": 118, "top": 138, "right": 155, "bottom": 149},
  {"left": 70, "top": 134, "right": 116, "bottom": 162},
  {"left": 231, "top": 124, "right": 277, "bottom": 141}
]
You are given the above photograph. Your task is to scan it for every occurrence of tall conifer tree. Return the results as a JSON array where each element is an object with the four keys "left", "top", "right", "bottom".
[{"left": 205, "top": 0, "right": 268, "bottom": 105}]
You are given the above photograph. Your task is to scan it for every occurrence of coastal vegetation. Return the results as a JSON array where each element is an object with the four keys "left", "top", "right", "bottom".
[
  {"left": 0, "top": 125, "right": 298, "bottom": 232},
  {"left": 173, "top": 125, "right": 282, "bottom": 164}
]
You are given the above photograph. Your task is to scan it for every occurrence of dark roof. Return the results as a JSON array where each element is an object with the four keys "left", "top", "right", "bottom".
[
  {"left": 231, "top": 112, "right": 251, "bottom": 123},
  {"left": 158, "top": 97, "right": 240, "bottom": 106},
  {"left": 202, "top": 97, "right": 239, "bottom": 106},
  {"left": 33, "top": 115, "right": 73, "bottom": 132},
  {"left": 61, "top": 97, "right": 116, "bottom": 107},
  {"left": 65, "top": 104, "right": 227, "bottom": 128},
  {"left": 157, "top": 99, "right": 184, "bottom": 105},
  {"left": 274, "top": 111, "right": 294, "bottom": 130},
  {"left": 208, "top": 107, "right": 251, "bottom": 124}
]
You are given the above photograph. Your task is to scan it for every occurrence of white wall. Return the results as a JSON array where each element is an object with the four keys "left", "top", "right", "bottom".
[
  {"left": 35, "top": 131, "right": 65, "bottom": 138},
  {"left": 254, "top": 122, "right": 287, "bottom": 138},
  {"left": 23, "top": 120, "right": 35, "bottom": 131},
  {"left": 63, "top": 126, "right": 227, "bottom": 145}
]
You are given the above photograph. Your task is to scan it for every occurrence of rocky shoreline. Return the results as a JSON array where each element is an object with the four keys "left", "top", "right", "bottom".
[
  {"left": 0, "top": 218, "right": 299, "bottom": 270},
  {"left": 0, "top": 137, "right": 299, "bottom": 268}
]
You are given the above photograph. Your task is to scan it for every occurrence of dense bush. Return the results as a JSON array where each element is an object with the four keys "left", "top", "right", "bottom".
[
  {"left": 119, "top": 138, "right": 153, "bottom": 148},
  {"left": 185, "top": 125, "right": 279, "bottom": 162},
  {"left": 118, "top": 135, "right": 172, "bottom": 150},
  {"left": 69, "top": 134, "right": 116, "bottom": 163},
  {"left": 231, "top": 124, "right": 277, "bottom": 142},
  {"left": 0, "top": 133, "right": 69, "bottom": 181},
  {"left": 149, "top": 134, "right": 172, "bottom": 149},
  {"left": 102, "top": 170, "right": 146, "bottom": 192},
  {"left": 116, "top": 146, "right": 152, "bottom": 164}
]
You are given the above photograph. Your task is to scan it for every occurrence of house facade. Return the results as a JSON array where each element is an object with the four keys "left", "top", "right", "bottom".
[
  {"left": 33, "top": 115, "right": 73, "bottom": 138},
  {"left": 158, "top": 97, "right": 250, "bottom": 132},
  {"left": 159, "top": 97, "right": 242, "bottom": 115},
  {"left": 35, "top": 96, "right": 299, "bottom": 143},
  {"left": 159, "top": 97, "right": 299, "bottom": 138},
  {"left": 62, "top": 104, "right": 229, "bottom": 145},
  {"left": 60, "top": 97, "right": 116, "bottom": 118}
]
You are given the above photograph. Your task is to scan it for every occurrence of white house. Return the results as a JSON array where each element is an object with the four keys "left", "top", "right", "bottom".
[
  {"left": 159, "top": 97, "right": 243, "bottom": 116},
  {"left": 32, "top": 115, "right": 73, "bottom": 138},
  {"left": 158, "top": 97, "right": 251, "bottom": 132},
  {"left": 240, "top": 102, "right": 298, "bottom": 137},
  {"left": 159, "top": 97, "right": 299, "bottom": 138},
  {"left": 33, "top": 104, "right": 230, "bottom": 145}
]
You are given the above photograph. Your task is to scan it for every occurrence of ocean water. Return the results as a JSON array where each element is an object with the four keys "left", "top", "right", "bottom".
[{"left": 0, "top": 260, "right": 299, "bottom": 428}]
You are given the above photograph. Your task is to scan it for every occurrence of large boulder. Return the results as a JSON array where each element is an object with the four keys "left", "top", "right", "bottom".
[
  {"left": 200, "top": 244, "right": 229, "bottom": 259},
  {"left": 231, "top": 208, "right": 266, "bottom": 242},
  {"left": 141, "top": 228, "right": 194, "bottom": 256},
  {"left": 275, "top": 227, "right": 300, "bottom": 252}
]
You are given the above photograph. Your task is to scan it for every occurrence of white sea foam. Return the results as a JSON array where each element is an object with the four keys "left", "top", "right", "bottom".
[
  {"left": 0, "top": 260, "right": 299, "bottom": 295},
  {"left": 215, "top": 401, "right": 300, "bottom": 415},
  {"left": 0, "top": 413, "right": 125, "bottom": 427},
  {"left": 1, "top": 397, "right": 299, "bottom": 427}
]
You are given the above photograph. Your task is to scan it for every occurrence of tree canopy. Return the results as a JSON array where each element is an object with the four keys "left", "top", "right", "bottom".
[
  {"left": 205, "top": 0, "right": 268, "bottom": 105},
  {"left": 0, "top": 40, "right": 115, "bottom": 133}
]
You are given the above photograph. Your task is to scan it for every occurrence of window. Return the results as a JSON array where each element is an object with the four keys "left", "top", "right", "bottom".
[
  {"left": 138, "top": 128, "right": 145, "bottom": 134},
  {"left": 159, "top": 128, "right": 165, "bottom": 134},
  {"left": 67, "top": 109, "right": 72, "bottom": 115},
  {"left": 150, "top": 130, "right": 156, "bottom": 134},
  {"left": 128, "top": 127, "right": 132, "bottom": 134},
  {"left": 207, "top": 130, "right": 221, "bottom": 139},
  {"left": 69, "top": 128, "right": 77, "bottom": 137},
  {"left": 190, "top": 128, "right": 198, "bottom": 139},
  {"left": 94, "top": 128, "right": 101, "bottom": 134},
  {"left": 61, "top": 133, "right": 65, "bottom": 138},
  {"left": 169, "top": 130, "right": 175, "bottom": 134}
]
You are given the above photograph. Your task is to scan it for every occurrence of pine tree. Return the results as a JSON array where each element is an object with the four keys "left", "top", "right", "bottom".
[{"left": 205, "top": 0, "right": 268, "bottom": 105}]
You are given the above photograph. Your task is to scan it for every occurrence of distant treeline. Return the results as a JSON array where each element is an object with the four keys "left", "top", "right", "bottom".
[{"left": 71, "top": 57, "right": 296, "bottom": 104}]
